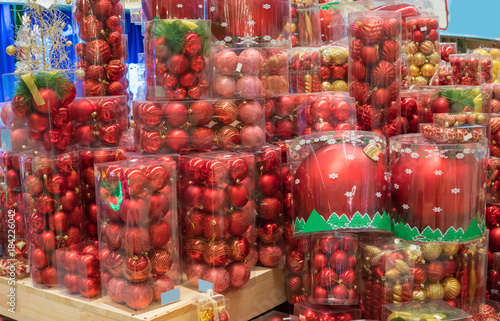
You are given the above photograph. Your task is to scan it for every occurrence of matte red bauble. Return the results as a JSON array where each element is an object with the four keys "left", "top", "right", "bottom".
[
  {"left": 122, "top": 227, "right": 149, "bottom": 255},
  {"left": 152, "top": 275, "right": 175, "bottom": 302},
  {"left": 41, "top": 266, "right": 58, "bottom": 287},
  {"left": 70, "top": 99, "right": 95, "bottom": 123},
  {"left": 202, "top": 267, "right": 230, "bottom": 293},
  {"left": 32, "top": 248, "right": 48, "bottom": 269},
  {"left": 227, "top": 261, "right": 250, "bottom": 288},
  {"left": 124, "top": 282, "right": 153, "bottom": 310},
  {"left": 38, "top": 230, "right": 56, "bottom": 251},
  {"left": 149, "top": 220, "right": 171, "bottom": 248},
  {"left": 225, "top": 184, "right": 249, "bottom": 208},
  {"left": 107, "top": 277, "right": 126, "bottom": 303}
]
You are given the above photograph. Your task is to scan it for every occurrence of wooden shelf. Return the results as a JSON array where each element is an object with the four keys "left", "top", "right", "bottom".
[{"left": 0, "top": 267, "right": 286, "bottom": 321}]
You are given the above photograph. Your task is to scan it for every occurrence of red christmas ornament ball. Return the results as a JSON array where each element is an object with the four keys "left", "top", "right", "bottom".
[
  {"left": 427, "top": 261, "right": 444, "bottom": 282},
  {"left": 167, "top": 55, "right": 189, "bottom": 75},
  {"left": 41, "top": 266, "right": 58, "bottom": 287},
  {"left": 152, "top": 275, "right": 175, "bottom": 302},
  {"left": 258, "top": 244, "right": 282, "bottom": 267},
  {"left": 124, "top": 282, "right": 153, "bottom": 310},
  {"left": 150, "top": 248, "right": 173, "bottom": 275},
  {"left": 228, "top": 210, "right": 251, "bottom": 236},
  {"left": 33, "top": 89, "right": 59, "bottom": 114},
  {"left": 122, "top": 227, "right": 149, "bottom": 255},
  {"left": 79, "top": 275, "right": 101, "bottom": 298},
  {"left": 107, "top": 277, "right": 126, "bottom": 303},
  {"left": 70, "top": 99, "right": 95, "bottom": 123},
  {"left": 202, "top": 267, "right": 231, "bottom": 293},
  {"left": 490, "top": 227, "right": 500, "bottom": 252},
  {"left": 227, "top": 261, "right": 250, "bottom": 288},
  {"left": 64, "top": 273, "right": 81, "bottom": 293},
  {"left": 149, "top": 220, "right": 171, "bottom": 248}
]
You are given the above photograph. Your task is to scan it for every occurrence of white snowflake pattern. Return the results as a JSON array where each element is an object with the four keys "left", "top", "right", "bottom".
[
  {"left": 327, "top": 139, "right": 336, "bottom": 145},
  {"left": 295, "top": 179, "right": 300, "bottom": 185},
  {"left": 294, "top": 145, "right": 301, "bottom": 151},
  {"left": 411, "top": 152, "right": 419, "bottom": 159},
  {"left": 456, "top": 153, "right": 465, "bottom": 159},
  {"left": 300, "top": 139, "right": 306, "bottom": 145},
  {"left": 247, "top": 20, "right": 256, "bottom": 26},
  {"left": 463, "top": 148, "right": 471, "bottom": 154},
  {"left": 320, "top": 135, "right": 328, "bottom": 141},
  {"left": 210, "top": 6, "right": 216, "bottom": 11},
  {"left": 394, "top": 184, "right": 400, "bottom": 190},
  {"left": 434, "top": 170, "right": 443, "bottom": 175},
  {"left": 198, "top": 4, "right": 203, "bottom": 8},
  {"left": 329, "top": 173, "right": 339, "bottom": 180},
  {"left": 451, "top": 188, "right": 460, "bottom": 194},
  {"left": 372, "top": 155, "right": 380, "bottom": 161},
  {"left": 384, "top": 174, "right": 389, "bottom": 181},
  {"left": 176, "top": 3, "right": 183, "bottom": 8},
  {"left": 263, "top": 3, "right": 271, "bottom": 9},
  {"left": 224, "top": 36, "right": 233, "bottom": 42},
  {"left": 404, "top": 148, "right": 412, "bottom": 154},
  {"left": 402, "top": 204, "right": 410, "bottom": 210},
  {"left": 214, "top": 40, "right": 225, "bottom": 45},
  {"left": 433, "top": 207, "right": 442, "bottom": 213},
  {"left": 376, "top": 192, "right": 382, "bottom": 198},
  {"left": 221, "top": 22, "right": 228, "bottom": 27},
  {"left": 346, "top": 154, "right": 355, "bottom": 160},
  {"left": 313, "top": 138, "right": 319, "bottom": 142},
  {"left": 263, "top": 35, "right": 271, "bottom": 41},
  {"left": 345, "top": 191, "right": 354, "bottom": 198},
  {"left": 405, "top": 168, "right": 412, "bottom": 174}
]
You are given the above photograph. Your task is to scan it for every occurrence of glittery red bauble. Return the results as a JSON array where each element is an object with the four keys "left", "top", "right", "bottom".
[
  {"left": 191, "top": 126, "right": 215, "bottom": 150},
  {"left": 227, "top": 235, "right": 250, "bottom": 262},
  {"left": 107, "top": 277, "right": 126, "bottom": 303},
  {"left": 203, "top": 241, "right": 229, "bottom": 266},
  {"left": 313, "top": 253, "right": 328, "bottom": 270},
  {"left": 38, "top": 230, "right": 56, "bottom": 251},
  {"left": 190, "top": 56, "right": 205, "bottom": 73},
  {"left": 151, "top": 275, "right": 174, "bottom": 302},
  {"left": 202, "top": 267, "right": 230, "bottom": 293},
  {"left": 79, "top": 15, "right": 102, "bottom": 41},
  {"left": 227, "top": 261, "right": 250, "bottom": 288},
  {"left": 359, "top": 17, "right": 384, "bottom": 45},
  {"left": 189, "top": 101, "right": 214, "bottom": 125},
  {"left": 76, "top": 253, "right": 99, "bottom": 276},
  {"left": 41, "top": 266, "right": 58, "bottom": 287},
  {"left": 202, "top": 214, "right": 229, "bottom": 239},
  {"left": 73, "top": 124, "right": 95, "bottom": 146},
  {"left": 227, "top": 210, "right": 250, "bottom": 236},
  {"left": 427, "top": 261, "right": 444, "bottom": 282},
  {"left": 63, "top": 226, "right": 82, "bottom": 247},
  {"left": 33, "top": 89, "right": 59, "bottom": 114},
  {"left": 93, "top": 0, "right": 114, "bottom": 17},
  {"left": 183, "top": 210, "right": 204, "bottom": 237},
  {"left": 46, "top": 174, "right": 67, "bottom": 195},
  {"left": 105, "top": 251, "right": 125, "bottom": 276},
  {"left": 167, "top": 55, "right": 189, "bottom": 75},
  {"left": 86, "top": 40, "right": 111, "bottom": 65},
  {"left": 124, "top": 282, "right": 153, "bottom": 310},
  {"left": 122, "top": 227, "right": 149, "bottom": 255},
  {"left": 11, "top": 95, "right": 29, "bottom": 118},
  {"left": 294, "top": 143, "right": 386, "bottom": 221},
  {"left": 149, "top": 220, "right": 171, "bottom": 248},
  {"left": 64, "top": 273, "right": 81, "bottom": 293},
  {"left": 259, "top": 244, "right": 283, "bottom": 267},
  {"left": 63, "top": 250, "right": 79, "bottom": 272},
  {"left": 371, "top": 61, "right": 396, "bottom": 88},
  {"left": 150, "top": 248, "right": 173, "bottom": 275},
  {"left": 31, "top": 248, "right": 48, "bottom": 269},
  {"left": 258, "top": 197, "right": 282, "bottom": 220},
  {"left": 259, "top": 221, "right": 282, "bottom": 243},
  {"left": 84, "top": 79, "right": 107, "bottom": 96},
  {"left": 162, "top": 102, "right": 188, "bottom": 127}
]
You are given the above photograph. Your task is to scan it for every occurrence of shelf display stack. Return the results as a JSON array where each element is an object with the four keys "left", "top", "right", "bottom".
[
  {"left": 95, "top": 157, "right": 180, "bottom": 310},
  {"left": 429, "top": 42, "right": 456, "bottom": 86},
  {"left": 389, "top": 132, "right": 488, "bottom": 314},
  {"left": 470, "top": 47, "right": 500, "bottom": 83},
  {"left": 348, "top": 11, "right": 402, "bottom": 141},
  {"left": 73, "top": 0, "right": 129, "bottom": 96}
]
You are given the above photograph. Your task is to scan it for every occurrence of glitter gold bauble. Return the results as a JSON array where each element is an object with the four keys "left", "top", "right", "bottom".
[
  {"left": 422, "top": 243, "right": 442, "bottom": 261},
  {"left": 332, "top": 80, "right": 348, "bottom": 92},
  {"left": 442, "top": 277, "right": 460, "bottom": 299},
  {"left": 442, "top": 243, "right": 459, "bottom": 256},
  {"left": 385, "top": 268, "right": 400, "bottom": 280},
  {"left": 413, "top": 52, "right": 426, "bottom": 66},
  {"left": 406, "top": 54, "right": 414, "bottom": 65},
  {"left": 6, "top": 45, "right": 16, "bottom": 56},
  {"left": 425, "top": 282, "right": 444, "bottom": 299},
  {"left": 75, "top": 68, "right": 85, "bottom": 80},
  {"left": 331, "top": 48, "right": 348, "bottom": 64},
  {"left": 421, "top": 64, "right": 436, "bottom": 77},
  {"left": 395, "top": 260, "right": 410, "bottom": 275},
  {"left": 409, "top": 65, "right": 420, "bottom": 77},
  {"left": 322, "top": 81, "right": 332, "bottom": 92},
  {"left": 393, "top": 283, "right": 402, "bottom": 296},
  {"left": 429, "top": 52, "right": 441, "bottom": 65},
  {"left": 413, "top": 289, "right": 425, "bottom": 300}
]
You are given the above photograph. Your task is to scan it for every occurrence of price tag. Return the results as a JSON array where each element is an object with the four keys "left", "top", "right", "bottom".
[
  {"left": 464, "top": 133, "right": 472, "bottom": 141},
  {"left": 236, "top": 63, "right": 242, "bottom": 72},
  {"left": 198, "top": 279, "right": 214, "bottom": 293},
  {"left": 433, "top": 315, "right": 443, "bottom": 320},
  {"left": 421, "top": 26, "right": 427, "bottom": 32},
  {"left": 161, "top": 288, "right": 180, "bottom": 306}
]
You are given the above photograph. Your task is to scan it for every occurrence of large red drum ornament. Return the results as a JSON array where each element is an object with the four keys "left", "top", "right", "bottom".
[{"left": 390, "top": 134, "right": 487, "bottom": 242}]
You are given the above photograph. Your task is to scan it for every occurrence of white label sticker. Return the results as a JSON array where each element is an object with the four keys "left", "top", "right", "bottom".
[
  {"left": 421, "top": 26, "right": 427, "bottom": 32},
  {"left": 433, "top": 315, "right": 442, "bottom": 320},
  {"left": 37, "top": 0, "right": 54, "bottom": 8},
  {"left": 235, "top": 63, "right": 242, "bottom": 72},
  {"left": 464, "top": 133, "right": 473, "bottom": 141}
]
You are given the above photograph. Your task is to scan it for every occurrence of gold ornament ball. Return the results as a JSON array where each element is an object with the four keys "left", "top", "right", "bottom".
[
  {"left": 291, "top": 23, "right": 297, "bottom": 33},
  {"left": 413, "top": 289, "right": 426, "bottom": 301},
  {"left": 422, "top": 243, "right": 442, "bottom": 261},
  {"left": 409, "top": 65, "right": 421, "bottom": 77},
  {"left": 414, "top": 76, "right": 429, "bottom": 86},
  {"left": 393, "top": 284, "right": 402, "bottom": 296},
  {"left": 442, "top": 277, "right": 460, "bottom": 299},
  {"left": 442, "top": 243, "right": 459, "bottom": 256},
  {"left": 66, "top": 0, "right": 71, "bottom": 4},
  {"left": 429, "top": 52, "right": 441, "bottom": 65},
  {"left": 332, "top": 80, "right": 348, "bottom": 92},
  {"left": 413, "top": 52, "right": 427, "bottom": 67},
  {"left": 66, "top": 41, "right": 73, "bottom": 47},
  {"left": 425, "top": 282, "right": 444, "bottom": 300},
  {"left": 406, "top": 54, "right": 414, "bottom": 65},
  {"left": 321, "top": 81, "right": 332, "bottom": 92},
  {"left": 6, "top": 45, "right": 16, "bottom": 56},
  {"left": 421, "top": 63, "right": 436, "bottom": 77},
  {"left": 75, "top": 68, "right": 85, "bottom": 80},
  {"left": 331, "top": 48, "right": 348, "bottom": 64}
]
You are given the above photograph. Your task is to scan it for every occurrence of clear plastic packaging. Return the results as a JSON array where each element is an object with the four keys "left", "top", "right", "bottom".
[
  {"left": 141, "top": 0, "right": 205, "bottom": 21},
  {"left": 390, "top": 134, "right": 487, "bottom": 242},
  {"left": 487, "top": 160, "right": 500, "bottom": 203},
  {"left": 348, "top": 11, "right": 402, "bottom": 140},
  {"left": 288, "top": 131, "right": 389, "bottom": 235},
  {"left": 400, "top": 90, "right": 423, "bottom": 134},
  {"left": 296, "top": 7, "right": 322, "bottom": 47},
  {"left": 318, "top": 45, "right": 349, "bottom": 92},
  {"left": 144, "top": 19, "right": 211, "bottom": 101},
  {"left": 95, "top": 157, "right": 180, "bottom": 310},
  {"left": 309, "top": 232, "right": 358, "bottom": 305},
  {"left": 419, "top": 123, "right": 487, "bottom": 144},
  {"left": 20, "top": 151, "right": 84, "bottom": 288},
  {"left": 294, "top": 302, "right": 361, "bottom": 321},
  {"left": 471, "top": 47, "right": 500, "bottom": 82},
  {"left": 430, "top": 61, "right": 453, "bottom": 86},
  {"left": 405, "top": 15, "right": 440, "bottom": 86},
  {"left": 132, "top": 98, "right": 265, "bottom": 153},
  {"left": 440, "top": 42, "right": 457, "bottom": 62},
  {"left": 73, "top": 0, "right": 128, "bottom": 96},
  {"left": 384, "top": 299, "right": 472, "bottom": 321},
  {"left": 450, "top": 53, "right": 483, "bottom": 85},
  {"left": 212, "top": 46, "right": 289, "bottom": 99},
  {"left": 179, "top": 152, "right": 256, "bottom": 292}
]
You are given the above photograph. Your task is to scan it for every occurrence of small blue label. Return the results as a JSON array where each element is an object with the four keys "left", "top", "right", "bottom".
[
  {"left": 161, "top": 288, "right": 180, "bottom": 306},
  {"left": 198, "top": 279, "right": 213, "bottom": 293}
]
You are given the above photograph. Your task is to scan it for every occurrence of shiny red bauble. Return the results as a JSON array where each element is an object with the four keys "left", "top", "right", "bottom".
[
  {"left": 79, "top": 275, "right": 101, "bottom": 298},
  {"left": 70, "top": 99, "right": 95, "bottom": 123},
  {"left": 123, "top": 255, "right": 152, "bottom": 282},
  {"left": 77, "top": 253, "right": 100, "bottom": 276},
  {"left": 63, "top": 273, "right": 81, "bottom": 293},
  {"left": 33, "top": 89, "right": 59, "bottom": 114},
  {"left": 152, "top": 275, "right": 174, "bottom": 302},
  {"left": 32, "top": 248, "right": 48, "bottom": 269}
]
